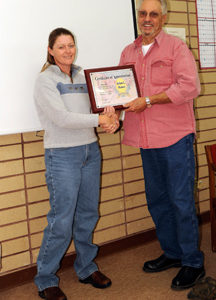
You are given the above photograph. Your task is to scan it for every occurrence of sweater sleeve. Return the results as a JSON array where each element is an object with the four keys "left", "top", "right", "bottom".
[{"left": 34, "top": 74, "right": 99, "bottom": 129}]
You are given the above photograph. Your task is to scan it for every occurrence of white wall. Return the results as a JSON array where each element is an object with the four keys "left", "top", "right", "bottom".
[{"left": 0, "top": 0, "right": 134, "bottom": 135}]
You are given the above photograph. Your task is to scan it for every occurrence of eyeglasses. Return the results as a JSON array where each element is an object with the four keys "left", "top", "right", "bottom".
[{"left": 137, "top": 10, "right": 161, "bottom": 19}]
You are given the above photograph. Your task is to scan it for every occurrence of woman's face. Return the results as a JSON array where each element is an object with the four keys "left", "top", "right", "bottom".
[{"left": 48, "top": 34, "right": 76, "bottom": 70}]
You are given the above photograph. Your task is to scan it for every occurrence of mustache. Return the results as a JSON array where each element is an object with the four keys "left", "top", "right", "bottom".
[{"left": 141, "top": 22, "right": 153, "bottom": 26}]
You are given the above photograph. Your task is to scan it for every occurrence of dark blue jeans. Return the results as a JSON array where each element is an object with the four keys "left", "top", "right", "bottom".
[
  {"left": 140, "top": 134, "right": 203, "bottom": 268},
  {"left": 35, "top": 142, "right": 101, "bottom": 291}
]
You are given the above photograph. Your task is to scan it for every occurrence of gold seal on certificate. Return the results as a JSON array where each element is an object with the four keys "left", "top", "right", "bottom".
[{"left": 84, "top": 65, "right": 140, "bottom": 113}]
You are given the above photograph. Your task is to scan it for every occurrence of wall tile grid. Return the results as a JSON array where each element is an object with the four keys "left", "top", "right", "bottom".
[{"left": 0, "top": 0, "right": 215, "bottom": 275}]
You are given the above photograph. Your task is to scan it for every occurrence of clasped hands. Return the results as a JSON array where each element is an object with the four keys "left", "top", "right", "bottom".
[
  {"left": 99, "top": 106, "right": 119, "bottom": 134},
  {"left": 99, "top": 97, "right": 146, "bottom": 133}
]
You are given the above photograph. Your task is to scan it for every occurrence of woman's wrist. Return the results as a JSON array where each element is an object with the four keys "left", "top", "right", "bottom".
[{"left": 99, "top": 114, "right": 106, "bottom": 126}]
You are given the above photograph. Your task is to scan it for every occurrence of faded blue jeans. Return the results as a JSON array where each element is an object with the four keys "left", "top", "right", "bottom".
[
  {"left": 34, "top": 142, "right": 101, "bottom": 291},
  {"left": 140, "top": 134, "right": 204, "bottom": 268}
]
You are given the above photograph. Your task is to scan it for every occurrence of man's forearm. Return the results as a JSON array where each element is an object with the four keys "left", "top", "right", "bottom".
[{"left": 149, "top": 92, "right": 172, "bottom": 105}]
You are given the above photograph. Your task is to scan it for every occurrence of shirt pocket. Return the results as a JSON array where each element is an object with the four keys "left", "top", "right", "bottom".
[{"left": 151, "top": 59, "right": 173, "bottom": 85}]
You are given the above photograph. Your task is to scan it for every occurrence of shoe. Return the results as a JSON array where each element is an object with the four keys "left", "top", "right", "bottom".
[
  {"left": 171, "top": 266, "right": 205, "bottom": 290},
  {"left": 79, "top": 271, "right": 112, "bottom": 289},
  {"left": 187, "top": 276, "right": 216, "bottom": 299},
  {"left": 143, "top": 254, "right": 181, "bottom": 273},
  {"left": 38, "top": 287, "right": 67, "bottom": 300}
]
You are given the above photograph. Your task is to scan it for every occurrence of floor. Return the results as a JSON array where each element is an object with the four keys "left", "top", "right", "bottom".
[{"left": 1, "top": 223, "right": 216, "bottom": 300}]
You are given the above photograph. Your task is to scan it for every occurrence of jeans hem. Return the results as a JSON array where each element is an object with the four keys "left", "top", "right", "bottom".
[
  {"left": 37, "top": 283, "right": 59, "bottom": 292},
  {"left": 78, "top": 266, "right": 98, "bottom": 280},
  {"left": 164, "top": 253, "right": 181, "bottom": 260},
  {"left": 181, "top": 263, "right": 204, "bottom": 268}
]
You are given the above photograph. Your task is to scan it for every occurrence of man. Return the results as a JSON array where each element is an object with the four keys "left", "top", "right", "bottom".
[{"left": 119, "top": 0, "right": 205, "bottom": 290}]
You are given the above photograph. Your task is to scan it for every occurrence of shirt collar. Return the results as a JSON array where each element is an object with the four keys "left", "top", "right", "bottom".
[
  {"left": 71, "top": 64, "right": 82, "bottom": 76},
  {"left": 49, "top": 64, "right": 82, "bottom": 77},
  {"left": 134, "top": 29, "right": 165, "bottom": 48}
]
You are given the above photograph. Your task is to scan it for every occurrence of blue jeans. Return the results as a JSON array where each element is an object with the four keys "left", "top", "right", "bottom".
[
  {"left": 140, "top": 134, "right": 203, "bottom": 268},
  {"left": 34, "top": 142, "right": 101, "bottom": 291}
]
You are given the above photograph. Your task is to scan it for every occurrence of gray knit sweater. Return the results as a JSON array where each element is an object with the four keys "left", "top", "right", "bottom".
[{"left": 34, "top": 64, "right": 99, "bottom": 149}]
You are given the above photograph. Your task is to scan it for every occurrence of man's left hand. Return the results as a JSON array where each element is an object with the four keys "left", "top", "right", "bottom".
[{"left": 123, "top": 97, "right": 146, "bottom": 112}]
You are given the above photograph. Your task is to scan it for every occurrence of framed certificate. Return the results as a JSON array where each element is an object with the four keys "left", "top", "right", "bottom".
[{"left": 84, "top": 65, "right": 140, "bottom": 113}]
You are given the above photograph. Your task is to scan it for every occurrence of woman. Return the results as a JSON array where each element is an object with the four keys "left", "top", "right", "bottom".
[{"left": 34, "top": 27, "right": 116, "bottom": 300}]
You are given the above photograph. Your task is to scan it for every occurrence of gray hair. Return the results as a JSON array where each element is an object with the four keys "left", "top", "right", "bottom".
[{"left": 137, "top": 0, "right": 167, "bottom": 15}]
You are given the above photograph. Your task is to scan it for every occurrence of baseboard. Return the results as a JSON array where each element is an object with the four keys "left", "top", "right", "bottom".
[{"left": 0, "top": 211, "right": 210, "bottom": 291}]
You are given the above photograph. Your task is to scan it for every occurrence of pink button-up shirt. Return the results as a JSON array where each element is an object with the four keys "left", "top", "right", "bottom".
[{"left": 119, "top": 30, "right": 200, "bottom": 149}]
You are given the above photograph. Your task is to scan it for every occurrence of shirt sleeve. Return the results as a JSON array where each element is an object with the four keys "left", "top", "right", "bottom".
[
  {"left": 119, "top": 46, "right": 129, "bottom": 66},
  {"left": 34, "top": 75, "right": 99, "bottom": 129},
  {"left": 119, "top": 51, "right": 125, "bottom": 66},
  {"left": 165, "top": 41, "right": 201, "bottom": 105}
]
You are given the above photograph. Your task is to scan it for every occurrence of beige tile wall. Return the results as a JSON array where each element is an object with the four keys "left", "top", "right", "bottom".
[{"left": 0, "top": 0, "right": 215, "bottom": 276}]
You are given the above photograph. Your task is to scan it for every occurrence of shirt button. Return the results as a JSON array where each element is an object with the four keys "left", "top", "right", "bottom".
[{"left": 142, "top": 77, "right": 144, "bottom": 80}]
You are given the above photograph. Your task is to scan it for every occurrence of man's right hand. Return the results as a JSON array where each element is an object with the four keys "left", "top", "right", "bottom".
[{"left": 123, "top": 97, "right": 147, "bottom": 113}]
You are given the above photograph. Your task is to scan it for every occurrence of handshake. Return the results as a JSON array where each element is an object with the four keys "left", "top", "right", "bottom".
[{"left": 98, "top": 106, "right": 120, "bottom": 134}]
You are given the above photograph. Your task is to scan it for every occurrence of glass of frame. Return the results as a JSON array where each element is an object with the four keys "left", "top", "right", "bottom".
[{"left": 84, "top": 65, "right": 140, "bottom": 113}]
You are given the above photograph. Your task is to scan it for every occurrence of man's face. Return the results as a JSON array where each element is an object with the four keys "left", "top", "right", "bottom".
[{"left": 138, "top": 0, "right": 166, "bottom": 42}]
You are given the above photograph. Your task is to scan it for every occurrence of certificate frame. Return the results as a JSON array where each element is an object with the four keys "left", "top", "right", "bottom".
[{"left": 84, "top": 65, "right": 140, "bottom": 113}]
